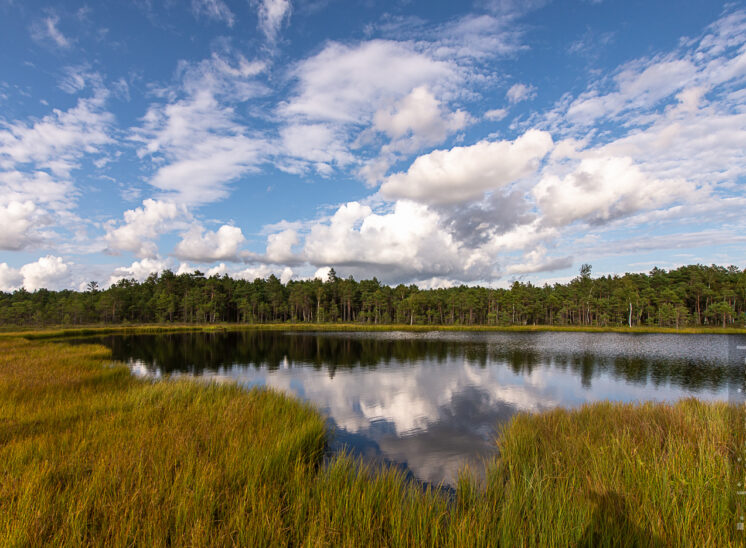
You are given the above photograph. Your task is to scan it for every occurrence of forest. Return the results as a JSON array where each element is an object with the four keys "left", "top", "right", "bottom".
[{"left": 0, "top": 263, "right": 744, "bottom": 328}]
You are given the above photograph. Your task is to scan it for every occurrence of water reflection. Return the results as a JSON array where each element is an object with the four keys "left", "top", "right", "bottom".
[{"left": 78, "top": 330, "right": 744, "bottom": 486}]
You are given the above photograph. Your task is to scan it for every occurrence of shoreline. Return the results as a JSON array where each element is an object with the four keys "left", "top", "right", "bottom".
[{"left": 4, "top": 322, "right": 746, "bottom": 340}]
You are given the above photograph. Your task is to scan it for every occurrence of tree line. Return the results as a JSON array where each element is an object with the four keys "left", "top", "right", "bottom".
[{"left": 1, "top": 264, "right": 744, "bottom": 328}]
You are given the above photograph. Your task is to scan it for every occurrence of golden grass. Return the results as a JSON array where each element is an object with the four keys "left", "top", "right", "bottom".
[{"left": 1, "top": 337, "right": 739, "bottom": 546}]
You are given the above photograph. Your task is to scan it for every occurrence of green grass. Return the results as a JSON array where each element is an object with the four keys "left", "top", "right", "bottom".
[
  {"left": 0, "top": 337, "right": 739, "bottom": 546},
  {"left": 4, "top": 322, "right": 745, "bottom": 340}
]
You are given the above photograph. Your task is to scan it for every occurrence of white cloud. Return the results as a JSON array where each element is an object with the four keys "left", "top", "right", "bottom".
[
  {"left": 281, "top": 40, "right": 457, "bottom": 125},
  {"left": 0, "top": 201, "right": 46, "bottom": 251},
  {"left": 58, "top": 65, "right": 102, "bottom": 94},
  {"left": 30, "top": 15, "right": 71, "bottom": 49},
  {"left": 276, "top": 39, "right": 469, "bottom": 179},
  {"left": 427, "top": 13, "right": 526, "bottom": 61},
  {"left": 595, "top": 96, "right": 746, "bottom": 186},
  {"left": 380, "top": 129, "right": 553, "bottom": 205},
  {"left": 172, "top": 224, "right": 246, "bottom": 262},
  {"left": 206, "top": 263, "right": 228, "bottom": 277},
  {"left": 0, "top": 263, "right": 22, "bottom": 292},
  {"left": 279, "top": 266, "right": 294, "bottom": 284},
  {"left": 484, "top": 218, "right": 559, "bottom": 253},
  {"left": 108, "top": 258, "right": 170, "bottom": 287},
  {"left": 256, "top": 0, "right": 292, "bottom": 43},
  {"left": 533, "top": 156, "right": 693, "bottom": 227},
  {"left": 105, "top": 199, "right": 188, "bottom": 258},
  {"left": 506, "top": 83, "right": 536, "bottom": 103},
  {"left": 0, "top": 130, "right": 85, "bottom": 251},
  {"left": 566, "top": 59, "right": 697, "bottom": 125},
  {"left": 484, "top": 108, "right": 508, "bottom": 121},
  {"left": 191, "top": 0, "right": 235, "bottom": 26},
  {"left": 373, "top": 86, "right": 469, "bottom": 144},
  {"left": 0, "top": 90, "right": 113, "bottom": 176},
  {"left": 298, "top": 200, "right": 492, "bottom": 283},
  {"left": 265, "top": 228, "right": 299, "bottom": 263},
  {"left": 133, "top": 54, "right": 268, "bottom": 204},
  {"left": 19, "top": 256, "right": 70, "bottom": 291},
  {"left": 278, "top": 123, "right": 353, "bottom": 173},
  {"left": 504, "top": 247, "right": 573, "bottom": 275},
  {"left": 312, "top": 266, "right": 332, "bottom": 281},
  {"left": 235, "top": 264, "right": 294, "bottom": 283}
]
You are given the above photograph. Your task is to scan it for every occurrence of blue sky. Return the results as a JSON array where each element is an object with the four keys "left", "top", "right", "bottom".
[{"left": 0, "top": 0, "right": 744, "bottom": 290}]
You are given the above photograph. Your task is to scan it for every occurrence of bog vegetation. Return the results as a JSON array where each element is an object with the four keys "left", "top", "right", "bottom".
[
  {"left": 1, "top": 337, "right": 737, "bottom": 546},
  {"left": 1, "top": 263, "right": 744, "bottom": 328}
]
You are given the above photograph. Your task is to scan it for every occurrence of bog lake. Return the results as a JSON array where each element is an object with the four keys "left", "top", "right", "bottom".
[{"left": 70, "top": 330, "right": 746, "bottom": 487}]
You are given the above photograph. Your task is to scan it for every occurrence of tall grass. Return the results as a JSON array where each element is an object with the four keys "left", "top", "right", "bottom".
[{"left": 1, "top": 337, "right": 738, "bottom": 545}]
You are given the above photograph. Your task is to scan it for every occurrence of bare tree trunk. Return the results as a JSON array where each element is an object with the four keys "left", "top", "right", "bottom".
[{"left": 628, "top": 301, "right": 632, "bottom": 328}]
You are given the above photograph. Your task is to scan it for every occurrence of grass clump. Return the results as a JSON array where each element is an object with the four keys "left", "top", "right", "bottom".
[
  {"left": 0, "top": 337, "right": 738, "bottom": 546},
  {"left": 490, "top": 400, "right": 736, "bottom": 546},
  {"left": 0, "top": 338, "right": 326, "bottom": 546}
]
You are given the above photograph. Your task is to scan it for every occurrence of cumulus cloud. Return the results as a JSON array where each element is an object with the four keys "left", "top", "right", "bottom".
[
  {"left": 278, "top": 123, "right": 353, "bottom": 174},
  {"left": 0, "top": 170, "right": 73, "bottom": 211},
  {"left": 505, "top": 247, "right": 573, "bottom": 275},
  {"left": 256, "top": 0, "right": 291, "bottom": 43},
  {"left": 265, "top": 228, "right": 299, "bottom": 264},
  {"left": 19, "top": 256, "right": 70, "bottom": 291},
  {"left": 0, "top": 201, "right": 47, "bottom": 251},
  {"left": 281, "top": 40, "right": 457, "bottom": 125},
  {"left": 108, "top": 258, "right": 171, "bottom": 287},
  {"left": 235, "top": 264, "right": 294, "bottom": 283},
  {"left": 0, "top": 89, "right": 113, "bottom": 255},
  {"left": 439, "top": 189, "right": 535, "bottom": 247},
  {"left": 312, "top": 266, "right": 332, "bottom": 281},
  {"left": 206, "top": 263, "right": 228, "bottom": 277},
  {"left": 0, "top": 263, "right": 23, "bottom": 292},
  {"left": 298, "top": 200, "right": 492, "bottom": 283},
  {"left": 105, "top": 199, "right": 188, "bottom": 258},
  {"left": 533, "top": 156, "right": 693, "bottom": 227},
  {"left": 381, "top": 129, "right": 553, "bottom": 205},
  {"left": 373, "top": 86, "right": 469, "bottom": 145},
  {"left": 275, "top": 38, "right": 469, "bottom": 178},
  {"left": 506, "top": 83, "right": 536, "bottom": 103},
  {"left": 172, "top": 224, "right": 246, "bottom": 262}
]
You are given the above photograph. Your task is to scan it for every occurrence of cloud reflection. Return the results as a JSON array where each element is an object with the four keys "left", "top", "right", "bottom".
[{"left": 99, "top": 331, "right": 740, "bottom": 486}]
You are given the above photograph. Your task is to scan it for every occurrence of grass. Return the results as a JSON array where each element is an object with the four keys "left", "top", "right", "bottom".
[
  {"left": 0, "top": 337, "right": 739, "bottom": 546},
  {"left": 3, "top": 322, "right": 745, "bottom": 340}
]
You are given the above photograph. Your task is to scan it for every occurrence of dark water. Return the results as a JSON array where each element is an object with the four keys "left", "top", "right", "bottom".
[{"left": 74, "top": 330, "right": 745, "bottom": 487}]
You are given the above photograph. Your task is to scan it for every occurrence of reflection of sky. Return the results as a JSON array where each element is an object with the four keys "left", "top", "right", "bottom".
[{"left": 125, "top": 333, "right": 737, "bottom": 487}]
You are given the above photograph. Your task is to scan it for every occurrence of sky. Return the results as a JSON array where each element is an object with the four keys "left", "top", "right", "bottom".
[{"left": 0, "top": 0, "right": 744, "bottom": 291}]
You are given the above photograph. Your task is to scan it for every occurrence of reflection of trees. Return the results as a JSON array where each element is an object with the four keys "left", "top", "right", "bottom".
[{"left": 95, "top": 332, "right": 739, "bottom": 392}]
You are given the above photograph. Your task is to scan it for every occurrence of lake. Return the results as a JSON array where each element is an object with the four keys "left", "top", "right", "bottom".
[{"left": 78, "top": 330, "right": 745, "bottom": 487}]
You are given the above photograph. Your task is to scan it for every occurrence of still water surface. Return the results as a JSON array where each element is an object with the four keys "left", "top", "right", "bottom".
[{"left": 81, "top": 330, "right": 744, "bottom": 486}]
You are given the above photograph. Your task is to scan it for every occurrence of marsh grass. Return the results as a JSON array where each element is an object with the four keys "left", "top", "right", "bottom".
[{"left": 0, "top": 337, "right": 737, "bottom": 546}]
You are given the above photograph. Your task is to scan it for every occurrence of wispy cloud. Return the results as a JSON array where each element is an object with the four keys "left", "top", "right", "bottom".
[
  {"left": 30, "top": 14, "right": 71, "bottom": 49},
  {"left": 191, "top": 0, "right": 235, "bottom": 27},
  {"left": 256, "top": 0, "right": 291, "bottom": 43},
  {"left": 132, "top": 52, "right": 269, "bottom": 204}
]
